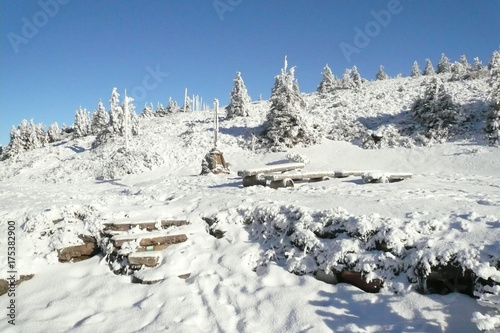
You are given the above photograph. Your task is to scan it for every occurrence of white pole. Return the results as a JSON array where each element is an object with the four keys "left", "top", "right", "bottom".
[
  {"left": 184, "top": 88, "right": 187, "bottom": 112},
  {"left": 214, "top": 98, "right": 219, "bottom": 148},
  {"left": 124, "top": 89, "right": 129, "bottom": 151}
]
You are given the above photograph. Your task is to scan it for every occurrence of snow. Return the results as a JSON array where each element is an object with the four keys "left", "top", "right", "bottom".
[{"left": 0, "top": 74, "right": 499, "bottom": 332}]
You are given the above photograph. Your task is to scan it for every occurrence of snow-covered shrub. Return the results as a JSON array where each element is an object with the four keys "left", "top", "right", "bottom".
[
  {"left": 317, "top": 64, "right": 339, "bottom": 95},
  {"left": 165, "top": 97, "right": 180, "bottom": 114},
  {"left": 485, "top": 50, "right": 500, "bottom": 145},
  {"left": 226, "top": 72, "right": 251, "bottom": 119},
  {"left": 411, "top": 77, "right": 464, "bottom": 141},
  {"left": 326, "top": 115, "right": 365, "bottom": 142},
  {"left": 95, "top": 147, "right": 164, "bottom": 180},
  {"left": 362, "top": 124, "right": 414, "bottom": 149},
  {"left": 261, "top": 57, "right": 320, "bottom": 151},
  {"left": 351, "top": 65, "right": 363, "bottom": 89},
  {"left": 340, "top": 68, "right": 355, "bottom": 89},
  {"left": 1, "top": 119, "right": 49, "bottom": 160},
  {"left": 47, "top": 122, "right": 61, "bottom": 143},
  {"left": 449, "top": 61, "right": 468, "bottom": 81},
  {"left": 285, "top": 152, "right": 310, "bottom": 165},
  {"left": 141, "top": 103, "right": 155, "bottom": 118},
  {"left": 156, "top": 103, "right": 168, "bottom": 117},
  {"left": 74, "top": 107, "right": 91, "bottom": 138},
  {"left": 376, "top": 65, "right": 389, "bottom": 80}
]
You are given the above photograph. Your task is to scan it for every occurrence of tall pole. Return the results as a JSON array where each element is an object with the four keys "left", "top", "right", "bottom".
[
  {"left": 214, "top": 98, "right": 219, "bottom": 148},
  {"left": 184, "top": 88, "right": 187, "bottom": 112},
  {"left": 124, "top": 89, "right": 129, "bottom": 151}
]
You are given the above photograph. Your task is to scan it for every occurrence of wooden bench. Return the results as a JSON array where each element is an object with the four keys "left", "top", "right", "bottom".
[{"left": 238, "top": 162, "right": 305, "bottom": 187}]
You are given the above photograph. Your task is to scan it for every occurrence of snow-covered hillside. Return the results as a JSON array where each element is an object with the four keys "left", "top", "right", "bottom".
[{"left": 0, "top": 74, "right": 499, "bottom": 332}]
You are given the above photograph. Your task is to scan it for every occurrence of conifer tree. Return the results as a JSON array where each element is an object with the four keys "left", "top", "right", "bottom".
[
  {"left": 122, "top": 97, "right": 139, "bottom": 136},
  {"left": 317, "top": 64, "right": 338, "bottom": 94},
  {"left": 141, "top": 103, "right": 155, "bottom": 118},
  {"left": 351, "top": 65, "right": 363, "bottom": 88},
  {"left": 473, "top": 57, "right": 484, "bottom": 71},
  {"left": 376, "top": 65, "right": 389, "bottom": 80},
  {"left": 423, "top": 58, "right": 435, "bottom": 75},
  {"left": 226, "top": 72, "right": 251, "bottom": 118},
  {"left": 486, "top": 50, "right": 500, "bottom": 144},
  {"left": 109, "top": 87, "right": 123, "bottom": 134},
  {"left": 74, "top": 107, "right": 91, "bottom": 138},
  {"left": 437, "top": 53, "right": 451, "bottom": 74},
  {"left": 262, "top": 57, "right": 318, "bottom": 150},
  {"left": 47, "top": 122, "right": 61, "bottom": 143},
  {"left": 91, "top": 100, "right": 109, "bottom": 134},
  {"left": 36, "top": 123, "right": 48, "bottom": 147},
  {"left": 166, "top": 98, "right": 180, "bottom": 113},
  {"left": 156, "top": 102, "right": 168, "bottom": 117},
  {"left": 488, "top": 49, "right": 500, "bottom": 71},
  {"left": 459, "top": 55, "right": 469, "bottom": 68},
  {"left": 411, "top": 61, "right": 421, "bottom": 77}
]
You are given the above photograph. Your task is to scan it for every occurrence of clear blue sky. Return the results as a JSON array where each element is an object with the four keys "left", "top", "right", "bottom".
[{"left": 1, "top": 0, "right": 499, "bottom": 146}]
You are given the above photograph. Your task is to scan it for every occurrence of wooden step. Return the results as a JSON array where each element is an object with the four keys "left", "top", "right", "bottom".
[
  {"left": 237, "top": 162, "right": 305, "bottom": 177},
  {"left": 128, "top": 251, "right": 162, "bottom": 267},
  {"left": 103, "top": 219, "right": 188, "bottom": 232},
  {"left": 111, "top": 232, "right": 187, "bottom": 249}
]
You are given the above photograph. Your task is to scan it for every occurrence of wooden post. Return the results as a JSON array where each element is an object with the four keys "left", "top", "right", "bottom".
[{"left": 214, "top": 98, "right": 219, "bottom": 148}]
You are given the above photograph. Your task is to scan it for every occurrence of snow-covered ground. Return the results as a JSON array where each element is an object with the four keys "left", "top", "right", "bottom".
[{"left": 0, "top": 75, "right": 499, "bottom": 332}]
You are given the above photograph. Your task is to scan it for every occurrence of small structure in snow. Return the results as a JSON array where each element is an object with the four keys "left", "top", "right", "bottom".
[{"left": 200, "top": 99, "right": 230, "bottom": 175}]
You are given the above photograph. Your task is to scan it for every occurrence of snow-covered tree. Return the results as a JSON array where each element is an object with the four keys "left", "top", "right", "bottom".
[
  {"left": 47, "top": 122, "right": 61, "bottom": 143},
  {"left": 351, "top": 65, "right": 363, "bottom": 88},
  {"left": 486, "top": 50, "right": 500, "bottom": 144},
  {"left": 121, "top": 96, "right": 139, "bottom": 136},
  {"left": 340, "top": 69, "right": 355, "bottom": 89},
  {"left": 411, "top": 61, "right": 421, "bottom": 77},
  {"left": 376, "top": 65, "right": 389, "bottom": 80},
  {"left": 459, "top": 55, "right": 469, "bottom": 69},
  {"left": 109, "top": 87, "right": 123, "bottom": 134},
  {"left": 182, "top": 96, "right": 191, "bottom": 112},
  {"left": 36, "top": 123, "right": 48, "bottom": 147},
  {"left": 91, "top": 100, "right": 109, "bottom": 134},
  {"left": 166, "top": 98, "right": 179, "bottom": 114},
  {"left": 156, "top": 102, "right": 168, "bottom": 117},
  {"left": 141, "top": 103, "right": 155, "bottom": 118},
  {"left": 262, "top": 57, "right": 318, "bottom": 150},
  {"left": 450, "top": 61, "right": 468, "bottom": 81},
  {"left": 74, "top": 107, "right": 91, "bottom": 138},
  {"left": 226, "top": 72, "right": 251, "bottom": 118},
  {"left": 437, "top": 53, "right": 451, "bottom": 74},
  {"left": 473, "top": 57, "right": 484, "bottom": 71},
  {"left": 2, "top": 124, "right": 25, "bottom": 159},
  {"left": 423, "top": 58, "right": 435, "bottom": 76},
  {"left": 25, "top": 119, "right": 41, "bottom": 150},
  {"left": 317, "top": 64, "right": 339, "bottom": 94},
  {"left": 412, "top": 77, "right": 463, "bottom": 139}
]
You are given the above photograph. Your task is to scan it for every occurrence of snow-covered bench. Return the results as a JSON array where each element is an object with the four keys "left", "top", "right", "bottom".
[
  {"left": 238, "top": 162, "right": 305, "bottom": 187},
  {"left": 362, "top": 172, "right": 413, "bottom": 183}
]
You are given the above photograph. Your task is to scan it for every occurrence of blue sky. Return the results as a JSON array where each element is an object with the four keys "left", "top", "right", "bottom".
[{"left": 1, "top": 0, "right": 499, "bottom": 146}]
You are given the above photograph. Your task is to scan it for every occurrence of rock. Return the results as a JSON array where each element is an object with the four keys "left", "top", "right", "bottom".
[
  {"left": 269, "top": 178, "right": 294, "bottom": 189},
  {"left": 128, "top": 252, "right": 161, "bottom": 268},
  {"left": 58, "top": 235, "right": 98, "bottom": 262},
  {"left": 0, "top": 274, "right": 34, "bottom": 296},
  {"left": 417, "top": 263, "right": 474, "bottom": 296},
  {"left": 316, "top": 269, "right": 338, "bottom": 284},
  {"left": 340, "top": 271, "right": 383, "bottom": 293},
  {"left": 178, "top": 273, "right": 191, "bottom": 280},
  {"left": 131, "top": 275, "right": 165, "bottom": 285}
]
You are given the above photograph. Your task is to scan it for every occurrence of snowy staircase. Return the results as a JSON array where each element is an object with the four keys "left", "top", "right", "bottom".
[{"left": 102, "top": 219, "right": 189, "bottom": 275}]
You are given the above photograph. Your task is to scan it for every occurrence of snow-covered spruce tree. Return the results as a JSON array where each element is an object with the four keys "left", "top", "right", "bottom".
[
  {"left": 156, "top": 102, "right": 168, "bottom": 117},
  {"left": 141, "top": 103, "right": 155, "bottom": 118},
  {"left": 411, "top": 77, "right": 463, "bottom": 141},
  {"left": 36, "top": 123, "right": 48, "bottom": 147},
  {"left": 436, "top": 53, "right": 451, "bottom": 74},
  {"left": 166, "top": 97, "right": 179, "bottom": 113},
  {"left": 47, "top": 122, "right": 61, "bottom": 143},
  {"left": 485, "top": 50, "right": 500, "bottom": 144},
  {"left": 473, "top": 57, "right": 484, "bottom": 71},
  {"left": 411, "top": 61, "right": 421, "bottom": 77},
  {"left": 459, "top": 54, "right": 469, "bottom": 68},
  {"left": 423, "top": 58, "right": 435, "bottom": 75},
  {"left": 340, "top": 69, "right": 354, "bottom": 89},
  {"left": 109, "top": 87, "right": 123, "bottom": 134},
  {"left": 226, "top": 72, "right": 251, "bottom": 119},
  {"left": 351, "top": 65, "right": 363, "bottom": 88},
  {"left": 25, "top": 119, "right": 41, "bottom": 150},
  {"left": 376, "top": 65, "right": 389, "bottom": 80},
  {"left": 1, "top": 124, "right": 25, "bottom": 160},
  {"left": 450, "top": 61, "right": 468, "bottom": 81},
  {"left": 488, "top": 49, "right": 500, "bottom": 71},
  {"left": 182, "top": 96, "right": 191, "bottom": 112},
  {"left": 262, "top": 58, "right": 319, "bottom": 150},
  {"left": 91, "top": 100, "right": 109, "bottom": 134},
  {"left": 121, "top": 97, "right": 140, "bottom": 136},
  {"left": 74, "top": 107, "right": 91, "bottom": 138},
  {"left": 317, "top": 64, "right": 339, "bottom": 94}
]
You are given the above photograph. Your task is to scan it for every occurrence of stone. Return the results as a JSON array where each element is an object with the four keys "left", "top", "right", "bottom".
[
  {"left": 111, "top": 233, "right": 187, "bottom": 248},
  {"left": 178, "top": 273, "right": 191, "bottom": 280},
  {"left": 242, "top": 174, "right": 267, "bottom": 187},
  {"left": 269, "top": 178, "right": 294, "bottom": 189},
  {"left": 58, "top": 235, "right": 98, "bottom": 262},
  {"left": 340, "top": 271, "right": 383, "bottom": 293},
  {"left": 316, "top": 269, "right": 339, "bottom": 284}
]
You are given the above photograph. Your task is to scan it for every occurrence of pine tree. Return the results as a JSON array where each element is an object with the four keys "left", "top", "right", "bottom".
[
  {"left": 2, "top": 125, "right": 25, "bottom": 159},
  {"left": 109, "top": 87, "right": 123, "bottom": 134},
  {"left": 317, "top": 64, "right": 338, "bottom": 94},
  {"left": 74, "top": 107, "right": 91, "bottom": 138},
  {"left": 156, "top": 102, "right": 168, "bottom": 117},
  {"left": 182, "top": 96, "right": 191, "bottom": 112},
  {"left": 459, "top": 55, "right": 469, "bottom": 68},
  {"left": 340, "top": 69, "right": 354, "bottom": 89},
  {"left": 412, "top": 77, "right": 462, "bottom": 138},
  {"left": 376, "top": 65, "right": 389, "bottom": 80},
  {"left": 423, "top": 58, "right": 435, "bottom": 75},
  {"left": 36, "top": 123, "right": 48, "bottom": 147},
  {"left": 450, "top": 61, "right": 468, "bottom": 81},
  {"left": 166, "top": 98, "right": 180, "bottom": 113},
  {"left": 351, "top": 65, "right": 363, "bottom": 88},
  {"left": 411, "top": 61, "right": 421, "bottom": 77},
  {"left": 262, "top": 57, "right": 318, "bottom": 150},
  {"left": 226, "top": 72, "right": 251, "bottom": 119},
  {"left": 486, "top": 50, "right": 500, "bottom": 144},
  {"left": 141, "top": 103, "right": 155, "bottom": 118},
  {"left": 91, "top": 100, "right": 109, "bottom": 134},
  {"left": 47, "top": 122, "right": 61, "bottom": 143},
  {"left": 473, "top": 57, "right": 484, "bottom": 71},
  {"left": 437, "top": 53, "right": 451, "bottom": 74}
]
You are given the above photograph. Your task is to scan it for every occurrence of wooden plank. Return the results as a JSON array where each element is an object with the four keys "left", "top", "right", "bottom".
[
  {"left": 111, "top": 233, "right": 187, "bottom": 248},
  {"left": 265, "top": 171, "right": 336, "bottom": 182},
  {"left": 333, "top": 170, "right": 369, "bottom": 178},
  {"left": 102, "top": 219, "right": 188, "bottom": 232},
  {"left": 128, "top": 251, "right": 162, "bottom": 267},
  {"left": 237, "top": 162, "right": 305, "bottom": 177}
]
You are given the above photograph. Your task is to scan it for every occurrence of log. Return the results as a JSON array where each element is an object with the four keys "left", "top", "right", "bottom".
[
  {"left": 265, "top": 171, "right": 336, "bottom": 182},
  {"left": 237, "top": 162, "right": 305, "bottom": 177},
  {"left": 340, "top": 271, "right": 383, "bottom": 293}
]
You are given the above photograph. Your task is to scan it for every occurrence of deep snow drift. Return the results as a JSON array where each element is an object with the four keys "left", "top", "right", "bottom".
[{"left": 0, "top": 74, "right": 499, "bottom": 332}]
